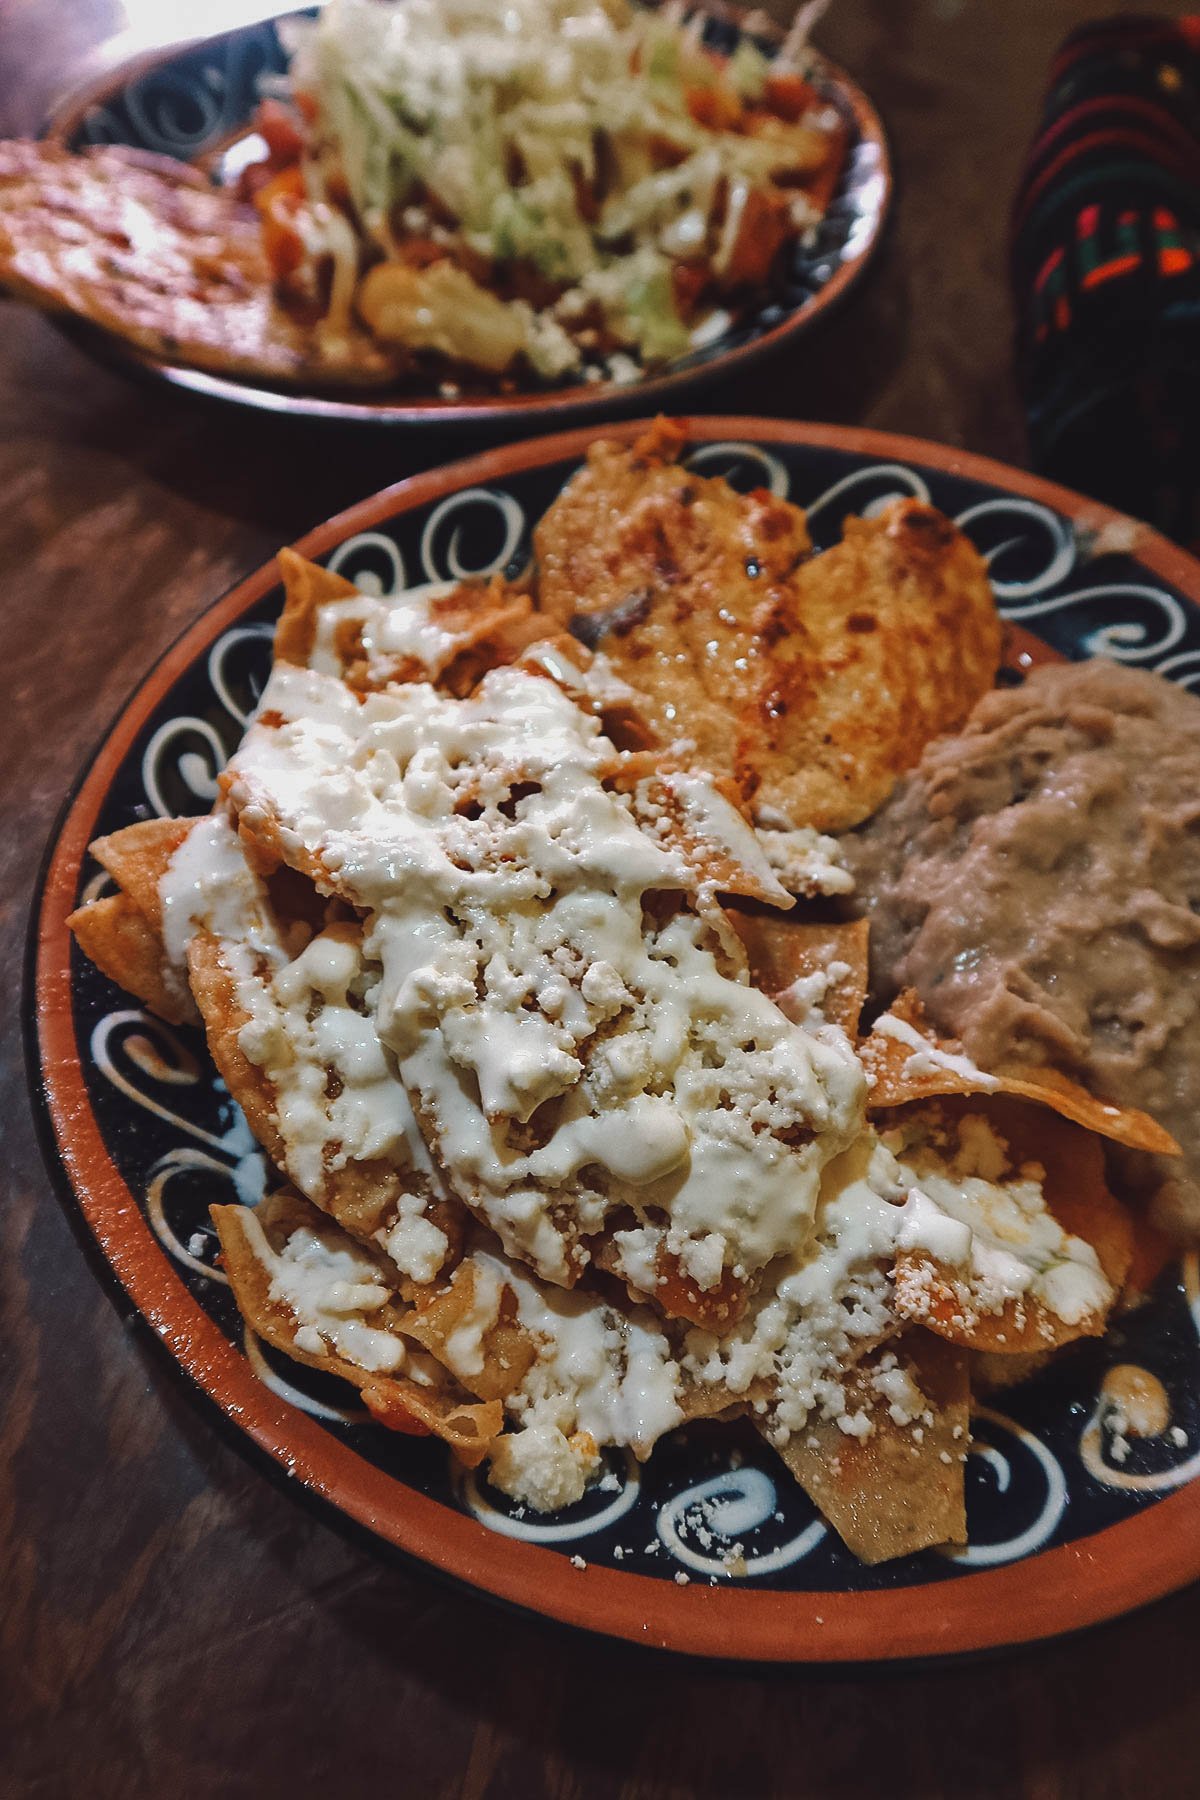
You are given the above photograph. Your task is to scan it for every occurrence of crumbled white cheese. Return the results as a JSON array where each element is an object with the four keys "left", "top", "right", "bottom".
[
  {"left": 753, "top": 820, "right": 855, "bottom": 897},
  {"left": 225, "top": 660, "right": 865, "bottom": 1290},
  {"left": 489, "top": 1419, "right": 598, "bottom": 1511},
  {"left": 381, "top": 1189, "right": 451, "bottom": 1285},
  {"left": 894, "top": 1186, "right": 973, "bottom": 1265}
]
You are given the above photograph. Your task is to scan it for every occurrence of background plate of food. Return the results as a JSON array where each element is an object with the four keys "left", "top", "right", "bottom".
[
  {"left": 0, "top": 0, "right": 890, "bottom": 426},
  {"left": 29, "top": 416, "right": 1200, "bottom": 1663}
]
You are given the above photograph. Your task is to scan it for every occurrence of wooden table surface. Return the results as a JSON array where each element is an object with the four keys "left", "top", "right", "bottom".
[{"left": 4, "top": 1, "right": 1199, "bottom": 1794}]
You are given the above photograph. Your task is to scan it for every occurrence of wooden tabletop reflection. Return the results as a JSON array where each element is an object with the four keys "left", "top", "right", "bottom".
[{"left": 3, "top": 2, "right": 1197, "bottom": 1795}]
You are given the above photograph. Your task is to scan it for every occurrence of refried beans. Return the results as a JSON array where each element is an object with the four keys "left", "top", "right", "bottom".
[{"left": 842, "top": 659, "right": 1200, "bottom": 1237}]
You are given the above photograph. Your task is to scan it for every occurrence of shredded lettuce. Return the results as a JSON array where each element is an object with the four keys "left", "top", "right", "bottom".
[
  {"left": 729, "top": 38, "right": 771, "bottom": 101},
  {"left": 279, "top": 0, "right": 830, "bottom": 376},
  {"left": 622, "top": 265, "right": 690, "bottom": 360}
]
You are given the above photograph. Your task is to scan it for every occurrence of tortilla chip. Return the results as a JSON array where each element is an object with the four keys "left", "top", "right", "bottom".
[
  {"left": 1120, "top": 1212, "right": 1175, "bottom": 1309},
  {"left": 676, "top": 1374, "right": 771, "bottom": 1424},
  {"left": 186, "top": 929, "right": 286, "bottom": 1168},
  {"left": 891, "top": 1101, "right": 1134, "bottom": 1354},
  {"left": 589, "top": 1222, "right": 753, "bottom": 1331},
  {"left": 276, "top": 547, "right": 542, "bottom": 696},
  {"left": 429, "top": 586, "right": 546, "bottom": 698},
  {"left": 618, "top": 769, "right": 793, "bottom": 908},
  {"left": 863, "top": 990, "right": 1180, "bottom": 1156},
  {"left": 516, "top": 634, "right": 662, "bottom": 752},
  {"left": 651, "top": 1249, "right": 752, "bottom": 1333},
  {"left": 212, "top": 1193, "right": 501, "bottom": 1464},
  {"left": 89, "top": 816, "right": 195, "bottom": 930},
  {"left": 729, "top": 913, "right": 869, "bottom": 1035},
  {"left": 274, "top": 548, "right": 360, "bottom": 668},
  {"left": 400, "top": 1259, "right": 538, "bottom": 1402},
  {"left": 187, "top": 925, "right": 458, "bottom": 1272},
  {"left": 67, "top": 891, "right": 193, "bottom": 1025},
  {"left": 220, "top": 770, "right": 334, "bottom": 894},
  {"left": 969, "top": 1348, "right": 1055, "bottom": 1393},
  {"left": 0, "top": 140, "right": 399, "bottom": 386},
  {"left": 774, "top": 1331, "right": 969, "bottom": 1564}
]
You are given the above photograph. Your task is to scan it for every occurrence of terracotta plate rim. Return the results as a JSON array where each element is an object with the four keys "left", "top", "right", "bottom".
[
  {"left": 30, "top": 415, "right": 1200, "bottom": 1662},
  {"left": 41, "top": 7, "right": 892, "bottom": 428}
]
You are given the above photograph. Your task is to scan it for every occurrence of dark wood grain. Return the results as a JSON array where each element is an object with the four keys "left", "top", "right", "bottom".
[{"left": 4, "top": 3, "right": 1199, "bottom": 1795}]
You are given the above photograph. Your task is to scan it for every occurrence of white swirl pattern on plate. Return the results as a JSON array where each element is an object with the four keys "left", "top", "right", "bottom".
[
  {"left": 1076, "top": 1256, "right": 1200, "bottom": 1494},
  {"left": 459, "top": 1451, "right": 642, "bottom": 1541},
  {"left": 803, "top": 461, "right": 932, "bottom": 524},
  {"left": 656, "top": 1468, "right": 828, "bottom": 1576},
  {"left": 243, "top": 1325, "right": 368, "bottom": 1424},
  {"left": 953, "top": 498, "right": 1077, "bottom": 599},
  {"left": 80, "top": 27, "right": 280, "bottom": 157},
  {"left": 75, "top": 443, "right": 1200, "bottom": 1575},
  {"left": 207, "top": 622, "right": 274, "bottom": 727},
  {"left": 327, "top": 529, "right": 407, "bottom": 595},
  {"left": 939, "top": 1409, "right": 1069, "bottom": 1568},
  {"left": 1005, "top": 583, "right": 1186, "bottom": 661},
  {"left": 419, "top": 487, "right": 526, "bottom": 584},
  {"left": 142, "top": 715, "right": 225, "bottom": 818},
  {"left": 683, "top": 441, "right": 791, "bottom": 496},
  {"left": 1147, "top": 648, "right": 1200, "bottom": 691},
  {"left": 92, "top": 1009, "right": 267, "bottom": 1179},
  {"left": 1080, "top": 1396, "right": 1200, "bottom": 1494}
]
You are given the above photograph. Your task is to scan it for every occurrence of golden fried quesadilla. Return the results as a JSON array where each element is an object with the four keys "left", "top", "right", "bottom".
[
  {"left": 0, "top": 141, "right": 398, "bottom": 385},
  {"left": 534, "top": 421, "right": 1002, "bottom": 831}
]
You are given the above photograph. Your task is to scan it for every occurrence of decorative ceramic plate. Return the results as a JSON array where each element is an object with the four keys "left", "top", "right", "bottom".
[
  {"left": 43, "top": 7, "right": 890, "bottom": 428},
  {"left": 30, "top": 419, "right": 1200, "bottom": 1662}
]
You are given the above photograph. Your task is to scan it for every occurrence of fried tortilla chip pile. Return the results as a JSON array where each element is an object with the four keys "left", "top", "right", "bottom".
[{"left": 69, "top": 439, "right": 1180, "bottom": 1566}]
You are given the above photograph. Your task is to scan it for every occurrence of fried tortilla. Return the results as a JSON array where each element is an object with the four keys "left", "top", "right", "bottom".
[
  {"left": 862, "top": 989, "right": 1181, "bottom": 1156},
  {"left": 890, "top": 1101, "right": 1134, "bottom": 1354},
  {"left": 533, "top": 423, "right": 1001, "bottom": 831},
  {"left": 774, "top": 1331, "right": 969, "bottom": 1564},
  {"left": 0, "top": 141, "right": 398, "bottom": 386},
  {"left": 68, "top": 818, "right": 198, "bottom": 1024},
  {"left": 68, "top": 889, "right": 193, "bottom": 1025},
  {"left": 729, "top": 913, "right": 870, "bottom": 1036},
  {"left": 274, "top": 547, "right": 544, "bottom": 694},
  {"left": 212, "top": 1191, "right": 502, "bottom": 1462}
]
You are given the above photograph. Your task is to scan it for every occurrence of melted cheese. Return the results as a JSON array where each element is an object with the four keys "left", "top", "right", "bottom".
[
  {"left": 225, "top": 661, "right": 866, "bottom": 1286},
  {"left": 160, "top": 812, "right": 284, "bottom": 972},
  {"left": 229, "top": 926, "right": 429, "bottom": 1201},
  {"left": 873, "top": 1012, "right": 1000, "bottom": 1089},
  {"left": 476, "top": 1247, "right": 683, "bottom": 1508},
  {"left": 241, "top": 1210, "right": 405, "bottom": 1373},
  {"left": 682, "top": 1112, "right": 1114, "bottom": 1444},
  {"left": 309, "top": 576, "right": 474, "bottom": 685},
  {"left": 895, "top": 1117, "right": 1111, "bottom": 1325},
  {"left": 160, "top": 811, "right": 435, "bottom": 1212}
]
